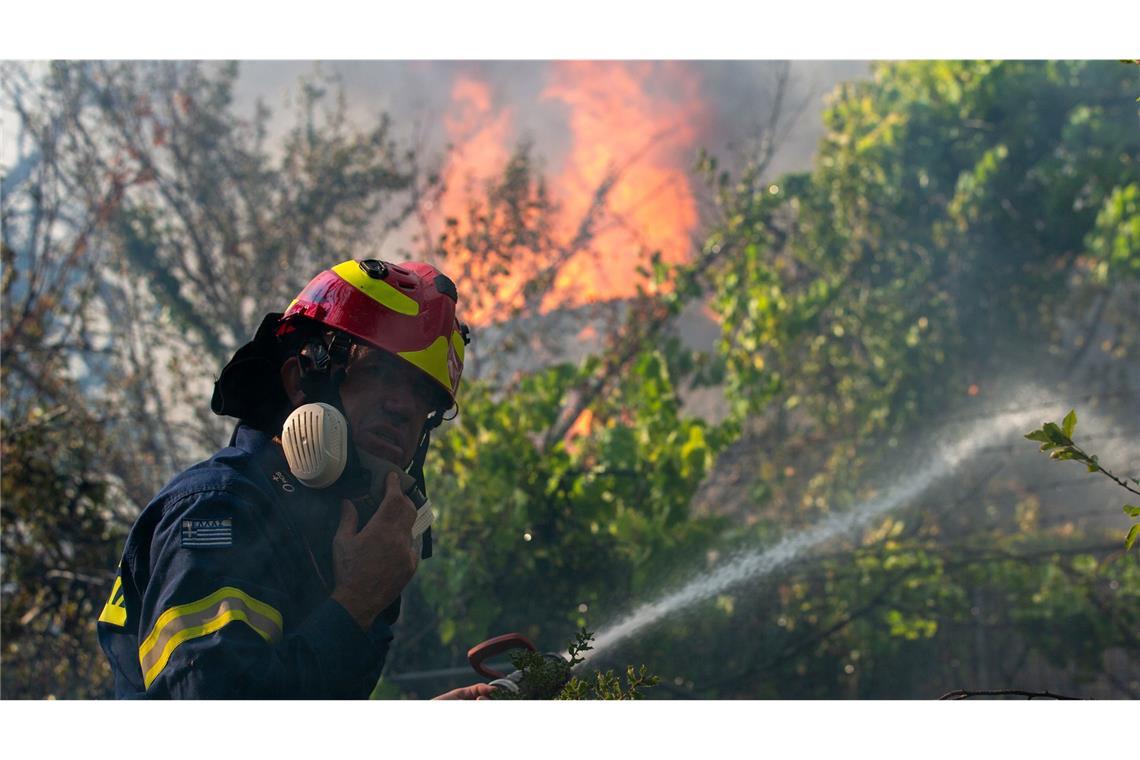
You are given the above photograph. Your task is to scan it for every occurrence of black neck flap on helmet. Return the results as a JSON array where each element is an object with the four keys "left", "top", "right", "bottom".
[{"left": 211, "top": 312, "right": 289, "bottom": 433}]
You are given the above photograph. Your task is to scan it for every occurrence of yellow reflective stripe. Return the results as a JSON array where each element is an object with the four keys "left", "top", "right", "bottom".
[
  {"left": 332, "top": 261, "right": 419, "bottom": 316},
  {"left": 398, "top": 335, "right": 451, "bottom": 392},
  {"left": 138, "top": 586, "right": 283, "bottom": 688},
  {"left": 451, "top": 329, "right": 465, "bottom": 364},
  {"left": 98, "top": 576, "right": 127, "bottom": 627}
]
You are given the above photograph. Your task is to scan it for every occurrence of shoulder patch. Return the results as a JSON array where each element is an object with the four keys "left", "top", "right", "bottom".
[
  {"left": 181, "top": 518, "right": 233, "bottom": 549},
  {"left": 98, "top": 574, "right": 128, "bottom": 627}
]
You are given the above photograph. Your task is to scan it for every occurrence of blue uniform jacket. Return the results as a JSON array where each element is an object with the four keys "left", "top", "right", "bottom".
[{"left": 97, "top": 424, "right": 400, "bottom": 698}]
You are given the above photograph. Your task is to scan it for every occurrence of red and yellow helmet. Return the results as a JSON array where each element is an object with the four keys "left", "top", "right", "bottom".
[{"left": 280, "top": 259, "right": 469, "bottom": 404}]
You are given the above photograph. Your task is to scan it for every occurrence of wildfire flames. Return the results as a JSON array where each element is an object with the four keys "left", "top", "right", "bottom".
[
  {"left": 439, "top": 62, "right": 708, "bottom": 325},
  {"left": 443, "top": 75, "right": 513, "bottom": 195}
]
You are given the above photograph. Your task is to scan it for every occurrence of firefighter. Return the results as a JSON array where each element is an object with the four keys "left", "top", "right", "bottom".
[{"left": 97, "top": 259, "right": 493, "bottom": 699}]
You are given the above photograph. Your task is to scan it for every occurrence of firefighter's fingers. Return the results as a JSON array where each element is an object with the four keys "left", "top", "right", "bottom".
[
  {"left": 335, "top": 500, "right": 359, "bottom": 540},
  {"left": 364, "top": 473, "right": 415, "bottom": 537},
  {"left": 432, "top": 683, "right": 496, "bottom": 700}
]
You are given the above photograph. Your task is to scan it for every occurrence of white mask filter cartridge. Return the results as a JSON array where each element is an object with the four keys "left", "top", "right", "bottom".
[{"left": 281, "top": 402, "right": 348, "bottom": 488}]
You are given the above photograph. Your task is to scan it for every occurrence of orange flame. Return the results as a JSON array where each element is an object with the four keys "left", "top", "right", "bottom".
[
  {"left": 443, "top": 76, "right": 514, "bottom": 176},
  {"left": 440, "top": 64, "right": 707, "bottom": 325},
  {"left": 564, "top": 407, "right": 595, "bottom": 443},
  {"left": 540, "top": 61, "right": 704, "bottom": 310},
  {"left": 439, "top": 75, "right": 523, "bottom": 325}
]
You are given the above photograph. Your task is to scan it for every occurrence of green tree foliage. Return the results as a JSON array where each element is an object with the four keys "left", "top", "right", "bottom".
[
  {"left": 695, "top": 61, "right": 1138, "bottom": 538},
  {"left": 606, "top": 60, "right": 1140, "bottom": 698},
  {"left": 707, "top": 61, "right": 1138, "bottom": 431},
  {"left": 1026, "top": 410, "right": 1140, "bottom": 549},
  {"left": 0, "top": 406, "right": 125, "bottom": 698}
]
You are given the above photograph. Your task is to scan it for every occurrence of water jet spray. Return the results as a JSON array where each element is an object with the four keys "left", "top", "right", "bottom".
[{"left": 585, "top": 394, "right": 1109, "bottom": 665}]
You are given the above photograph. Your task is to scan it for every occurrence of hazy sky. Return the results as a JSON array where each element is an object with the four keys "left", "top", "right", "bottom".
[{"left": 231, "top": 60, "right": 870, "bottom": 180}]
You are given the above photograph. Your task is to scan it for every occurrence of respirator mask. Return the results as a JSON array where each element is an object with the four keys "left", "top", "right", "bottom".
[{"left": 280, "top": 401, "right": 435, "bottom": 557}]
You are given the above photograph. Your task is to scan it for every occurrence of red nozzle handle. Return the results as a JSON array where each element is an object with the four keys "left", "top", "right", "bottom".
[{"left": 467, "top": 633, "right": 538, "bottom": 679}]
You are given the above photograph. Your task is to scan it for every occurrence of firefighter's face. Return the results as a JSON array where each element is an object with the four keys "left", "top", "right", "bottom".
[{"left": 338, "top": 346, "right": 445, "bottom": 468}]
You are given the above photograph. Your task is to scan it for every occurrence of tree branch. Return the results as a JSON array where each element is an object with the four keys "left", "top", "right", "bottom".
[{"left": 938, "top": 688, "right": 1081, "bottom": 700}]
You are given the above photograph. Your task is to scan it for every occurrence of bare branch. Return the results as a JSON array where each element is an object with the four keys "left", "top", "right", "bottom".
[{"left": 939, "top": 688, "right": 1082, "bottom": 700}]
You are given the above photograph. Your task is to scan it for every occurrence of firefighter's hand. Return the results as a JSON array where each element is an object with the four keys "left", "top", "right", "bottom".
[
  {"left": 433, "top": 683, "right": 496, "bottom": 700},
  {"left": 331, "top": 473, "right": 418, "bottom": 630}
]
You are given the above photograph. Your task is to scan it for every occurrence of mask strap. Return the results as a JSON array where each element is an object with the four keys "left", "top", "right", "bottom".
[{"left": 407, "top": 413, "right": 443, "bottom": 559}]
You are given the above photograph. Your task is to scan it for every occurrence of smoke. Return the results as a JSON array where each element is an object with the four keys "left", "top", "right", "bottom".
[{"left": 234, "top": 60, "right": 868, "bottom": 171}]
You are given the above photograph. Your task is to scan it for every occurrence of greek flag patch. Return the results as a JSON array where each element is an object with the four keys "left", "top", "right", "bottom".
[{"left": 181, "top": 518, "right": 233, "bottom": 549}]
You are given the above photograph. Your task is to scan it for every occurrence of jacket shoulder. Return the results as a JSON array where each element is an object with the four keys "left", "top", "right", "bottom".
[
  {"left": 154, "top": 443, "right": 274, "bottom": 507},
  {"left": 123, "top": 442, "right": 284, "bottom": 573}
]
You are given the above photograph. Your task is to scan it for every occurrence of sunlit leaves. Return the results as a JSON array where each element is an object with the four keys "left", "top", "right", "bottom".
[
  {"left": 1084, "top": 183, "right": 1140, "bottom": 282},
  {"left": 1027, "top": 410, "right": 1140, "bottom": 549},
  {"left": 1124, "top": 506, "right": 1140, "bottom": 551}
]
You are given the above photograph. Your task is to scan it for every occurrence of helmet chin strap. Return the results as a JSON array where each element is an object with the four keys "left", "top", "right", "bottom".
[
  {"left": 408, "top": 413, "right": 442, "bottom": 493},
  {"left": 407, "top": 412, "right": 444, "bottom": 559}
]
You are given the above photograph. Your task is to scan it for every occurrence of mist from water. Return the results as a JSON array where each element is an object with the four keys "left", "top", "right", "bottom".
[{"left": 586, "top": 388, "right": 1120, "bottom": 663}]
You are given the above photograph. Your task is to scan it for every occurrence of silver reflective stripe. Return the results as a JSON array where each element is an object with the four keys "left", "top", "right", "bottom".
[{"left": 139, "top": 587, "right": 283, "bottom": 687}]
